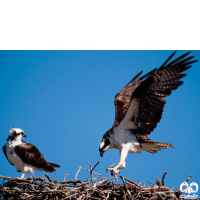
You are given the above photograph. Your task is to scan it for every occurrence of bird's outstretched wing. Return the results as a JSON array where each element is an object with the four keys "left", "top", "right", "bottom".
[
  {"left": 114, "top": 51, "right": 197, "bottom": 139},
  {"left": 14, "top": 141, "right": 59, "bottom": 172},
  {"left": 113, "top": 69, "right": 156, "bottom": 127},
  {"left": 2, "top": 145, "right": 14, "bottom": 166}
]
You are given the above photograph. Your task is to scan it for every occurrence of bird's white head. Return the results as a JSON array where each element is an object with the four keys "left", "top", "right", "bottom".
[
  {"left": 8, "top": 127, "right": 26, "bottom": 141},
  {"left": 99, "top": 128, "right": 114, "bottom": 157}
]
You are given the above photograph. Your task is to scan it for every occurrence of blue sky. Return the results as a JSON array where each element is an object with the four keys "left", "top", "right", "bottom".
[{"left": 0, "top": 51, "right": 199, "bottom": 194}]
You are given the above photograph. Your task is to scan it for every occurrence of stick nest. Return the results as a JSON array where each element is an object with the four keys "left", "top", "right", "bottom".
[{"left": 0, "top": 161, "right": 190, "bottom": 200}]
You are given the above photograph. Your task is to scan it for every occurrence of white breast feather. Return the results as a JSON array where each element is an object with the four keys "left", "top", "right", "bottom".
[
  {"left": 6, "top": 140, "right": 23, "bottom": 170},
  {"left": 113, "top": 128, "right": 141, "bottom": 153},
  {"left": 6, "top": 140, "right": 34, "bottom": 174}
]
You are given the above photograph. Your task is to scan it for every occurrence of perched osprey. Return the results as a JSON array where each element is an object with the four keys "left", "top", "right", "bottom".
[
  {"left": 99, "top": 51, "right": 197, "bottom": 175},
  {"left": 3, "top": 127, "right": 60, "bottom": 178}
]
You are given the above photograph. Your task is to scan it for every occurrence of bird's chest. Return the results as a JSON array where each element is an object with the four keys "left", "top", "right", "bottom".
[
  {"left": 113, "top": 129, "right": 141, "bottom": 153},
  {"left": 6, "top": 141, "right": 22, "bottom": 166},
  {"left": 113, "top": 128, "right": 136, "bottom": 147}
]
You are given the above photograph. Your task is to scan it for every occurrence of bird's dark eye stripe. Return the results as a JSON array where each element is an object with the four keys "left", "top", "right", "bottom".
[
  {"left": 15, "top": 132, "right": 24, "bottom": 136},
  {"left": 104, "top": 138, "right": 110, "bottom": 147}
]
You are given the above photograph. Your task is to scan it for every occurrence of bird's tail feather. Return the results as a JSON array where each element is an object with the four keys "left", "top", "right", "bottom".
[
  {"left": 50, "top": 163, "right": 60, "bottom": 168},
  {"left": 42, "top": 162, "right": 60, "bottom": 173},
  {"left": 140, "top": 140, "right": 174, "bottom": 154}
]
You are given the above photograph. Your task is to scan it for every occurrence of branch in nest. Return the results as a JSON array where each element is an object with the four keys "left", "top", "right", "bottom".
[
  {"left": 184, "top": 175, "right": 193, "bottom": 183},
  {"left": 45, "top": 174, "right": 52, "bottom": 182},
  {"left": 161, "top": 171, "right": 167, "bottom": 186},
  {"left": 63, "top": 174, "right": 71, "bottom": 182},
  {"left": 75, "top": 161, "right": 101, "bottom": 182}
]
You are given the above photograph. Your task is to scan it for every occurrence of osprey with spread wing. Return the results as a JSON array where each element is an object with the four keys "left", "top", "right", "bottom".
[
  {"left": 99, "top": 51, "right": 197, "bottom": 175},
  {"left": 3, "top": 127, "right": 60, "bottom": 178}
]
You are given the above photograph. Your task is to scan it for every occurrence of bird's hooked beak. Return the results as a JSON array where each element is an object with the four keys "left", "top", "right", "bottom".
[
  {"left": 22, "top": 132, "right": 27, "bottom": 138},
  {"left": 100, "top": 150, "right": 104, "bottom": 157}
]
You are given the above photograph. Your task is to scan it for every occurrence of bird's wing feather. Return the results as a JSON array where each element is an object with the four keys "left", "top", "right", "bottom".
[
  {"left": 116, "top": 51, "right": 197, "bottom": 139},
  {"left": 113, "top": 69, "right": 156, "bottom": 127},
  {"left": 2, "top": 145, "right": 14, "bottom": 166},
  {"left": 14, "top": 141, "right": 55, "bottom": 171}
]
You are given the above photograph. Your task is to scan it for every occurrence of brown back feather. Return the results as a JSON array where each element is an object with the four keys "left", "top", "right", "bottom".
[{"left": 14, "top": 141, "right": 59, "bottom": 172}]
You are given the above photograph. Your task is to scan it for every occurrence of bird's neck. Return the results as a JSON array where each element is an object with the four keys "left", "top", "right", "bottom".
[{"left": 8, "top": 135, "right": 22, "bottom": 145}]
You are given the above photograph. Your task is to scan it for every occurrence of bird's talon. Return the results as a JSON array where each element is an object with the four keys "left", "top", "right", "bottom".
[
  {"left": 17, "top": 177, "right": 26, "bottom": 180},
  {"left": 106, "top": 167, "right": 111, "bottom": 173},
  {"left": 106, "top": 167, "right": 120, "bottom": 175}
]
